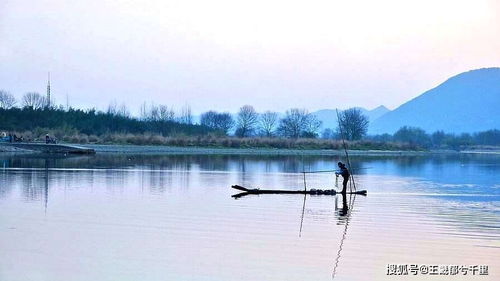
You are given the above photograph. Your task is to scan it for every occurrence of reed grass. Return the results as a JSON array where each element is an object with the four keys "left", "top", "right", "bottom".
[{"left": 6, "top": 128, "right": 421, "bottom": 150}]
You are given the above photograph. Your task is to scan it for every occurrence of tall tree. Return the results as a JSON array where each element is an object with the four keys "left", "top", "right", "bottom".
[
  {"left": 158, "top": 105, "right": 175, "bottom": 121},
  {"left": 277, "top": 108, "right": 320, "bottom": 138},
  {"left": 200, "top": 111, "right": 234, "bottom": 135},
  {"left": 107, "top": 100, "right": 118, "bottom": 115},
  {"left": 337, "top": 108, "right": 369, "bottom": 141},
  {"left": 259, "top": 111, "right": 278, "bottom": 137},
  {"left": 0, "top": 90, "right": 16, "bottom": 109},
  {"left": 107, "top": 100, "right": 130, "bottom": 117},
  {"left": 235, "top": 105, "right": 258, "bottom": 137},
  {"left": 139, "top": 102, "right": 148, "bottom": 121},
  {"left": 178, "top": 104, "right": 193, "bottom": 124},
  {"left": 302, "top": 114, "right": 322, "bottom": 138},
  {"left": 431, "top": 130, "right": 447, "bottom": 147},
  {"left": 393, "top": 126, "right": 431, "bottom": 147},
  {"left": 474, "top": 129, "right": 500, "bottom": 145},
  {"left": 217, "top": 113, "right": 234, "bottom": 134},
  {"left": 278, "top": 109, "right": 307, "bottom": 138},
  {"left": 117, "top": 104, "right": 131, "bottom": 117},
  {"left": 22, "top": 92, "right": 46, "bottom": 110}
]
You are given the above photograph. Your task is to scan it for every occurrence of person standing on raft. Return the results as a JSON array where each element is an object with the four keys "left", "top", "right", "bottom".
[{"left": 335, "top": 162, "right": 350, "bottom": 194}]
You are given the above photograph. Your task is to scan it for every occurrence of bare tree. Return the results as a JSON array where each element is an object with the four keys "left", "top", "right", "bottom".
[
  {"left": 150, "top": 104, "right": 160, "bottom": 121},
  {"left": 277, "top": 108, "right": 323, "bottom": 138},
  {"left": 117, "top": 104, "right": 130, "bottom": 117},
  {"left": 158, "top": 105, "right": 175, "bottom": 122},
  {"left": 0, "top": 90, "right": 16, "bottom": 109},
  {"left": 178, "top": 104, "right": 193, "bottom": 124},
  {"left": 139, "top": 103, "right": 160, "bottom": 121},
  {"left": 107, "top": 100, "right": 118, "bottom": 115},
  {"left": 200, "top": 111, "right": 217, "bottom": 128},
  {"left": 107, "top": 100, "right": 130, "bottom": 117},
  {"left": 139, "top": 102, "right": 148, "bottom": 120},
  {"left": 236, "top": 105, "right": 258, "bottom": 137},
  {"left": 259, "top": 111, "right": 278, "bottom": 137},
  {"left": 216, "top": 113, "right": 234, "bottom": 134},
  {"left": 278, "top": 109, "right": 307, "bottom": 138},
  {"left": 302, "top": 114, "right": 322, "bottom": 138},
  {"left": 22, "top": 92, "right": 46, "bottom": 109},
  {"left": 200, "top": 111, "right": 234, "bottom": 135},
  {"left": 337, "top": 108, "right": 369, "bottom": 140},
  {"left": 140, "top": 103, "right": 176, "bottom": 122}
]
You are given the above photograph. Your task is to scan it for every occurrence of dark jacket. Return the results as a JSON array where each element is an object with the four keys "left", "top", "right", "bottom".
[{"left": 339, "top": 166, "right": 350, "bottom": 178}]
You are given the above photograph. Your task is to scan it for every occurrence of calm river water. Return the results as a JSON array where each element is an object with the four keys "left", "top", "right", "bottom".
[{"left": 0, "top": 153, "right": 499, "bottom": 281}]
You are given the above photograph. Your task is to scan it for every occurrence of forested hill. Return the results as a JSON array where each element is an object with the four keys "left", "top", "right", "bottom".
[{"left": 0, "top": 107, "right": 214, "bottom": 136}]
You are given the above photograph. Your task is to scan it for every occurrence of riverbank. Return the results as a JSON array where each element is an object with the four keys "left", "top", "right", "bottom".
[
  {"left": 80, "top": 144, "right": 454, "bottom": 156},
  {"left": 0, "top": 145, "right": 31, "bottom": 153},
  {"left": 2, "top": 143, "right": 498, "bottom": 156}
]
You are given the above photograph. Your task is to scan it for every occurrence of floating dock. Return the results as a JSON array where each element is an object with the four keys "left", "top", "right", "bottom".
[{"left": 0, "top": 143, "right": 95, "bottom": 154}]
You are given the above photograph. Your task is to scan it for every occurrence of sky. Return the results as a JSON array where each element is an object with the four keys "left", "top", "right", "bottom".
[{"left": 1, "top": 0, "right": 499, "bottom": 115}]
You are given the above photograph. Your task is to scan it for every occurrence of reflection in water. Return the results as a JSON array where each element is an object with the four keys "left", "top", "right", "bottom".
[
  {"left": 14, "top": 158, "right": 52, "bottom": 211},
  {"left": 0, "top": 153, "right": 498, "bottom": 281},
  {"left": 43, "top": 158, "right": 49, "bottom": 213},
  {"left": 298, "top": 193, "right": 307, "bottom": 237},
  {"left": 337, "top": 193, "right": 349, "bottom": 219},
  {"left": 332, "top": 193, "right": 357, "bottom": 279}
]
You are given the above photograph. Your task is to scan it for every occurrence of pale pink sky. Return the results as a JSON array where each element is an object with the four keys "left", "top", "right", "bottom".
[{"left": 1, "top": 0, "right": 499, "bottom": 114}]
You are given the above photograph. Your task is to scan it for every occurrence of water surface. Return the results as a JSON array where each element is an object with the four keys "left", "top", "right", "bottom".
[{"left": 0, "top": 153, "right": 499, "bottom": 281}]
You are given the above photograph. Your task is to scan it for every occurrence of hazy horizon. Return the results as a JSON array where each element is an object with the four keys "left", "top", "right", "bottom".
[{"left": 1, "top": 0, "right": 499, "bottom": 115}]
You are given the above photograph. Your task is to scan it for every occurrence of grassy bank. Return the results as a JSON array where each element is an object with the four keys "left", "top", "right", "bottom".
[
  {"left": 8, "top": 129, "right": 499, "bottom": 154},
  {"left": 82, "top": 144, "right": 434, "bottom": 156},
  {"left": 10, "top": 129, "right": 422, "bottom": 151}
]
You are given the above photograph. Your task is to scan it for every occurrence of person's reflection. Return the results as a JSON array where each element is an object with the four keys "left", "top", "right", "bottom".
[
  {"left": 332, "top": 193, "right": 352, "bottom": 279},
  {"left": 340, "top": 193, "right": 349, "bottom": 215},
  {"left": 336, "top": 193, "right": 349, "bottom": 224}
]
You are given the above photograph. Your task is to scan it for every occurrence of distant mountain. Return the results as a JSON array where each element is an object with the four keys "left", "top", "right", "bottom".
[
  {"left": 313, "top": 106, "right": 390, "bottom": 129},
  {"left": 370, "top": 68, "right": 500, "bottom": 134},
  {"left": 367, "top": 105, "right": 391, "bottom": 121}
]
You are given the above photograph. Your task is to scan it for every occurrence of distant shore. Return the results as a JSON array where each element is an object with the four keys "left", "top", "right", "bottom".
[
  {"left": 1, "top": 143, "right": 498, "bottom": 156},
  {"left": 0, "top": 145, "right": 31, "bottom": 153},
  {"left": 78, "top": 144, "right": 499, "bottom": 156}
]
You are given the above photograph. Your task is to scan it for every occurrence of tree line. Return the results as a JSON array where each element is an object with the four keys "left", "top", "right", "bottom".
[
  {"left": 0, "top": 91, "right": 209, "bottom": 136},
  {"left": 0, "top": 89, "right": 498, "bottom": 148},
  {"left": 198, "top": 106, "right": 370, "bottom": 140},
  {"left": 199, "top": 106, "right": 326, "bottom": 138},
  {"left": 0, "top": 90, "right": 369, "bottom": 139}
]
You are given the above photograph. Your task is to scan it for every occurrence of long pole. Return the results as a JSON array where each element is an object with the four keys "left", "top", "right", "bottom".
[
  {"left": 336, "top": 109, "right": 356, "bottom": 191},
  {"left": 301, "top": 154, "right": 307, "bottom": 192}
]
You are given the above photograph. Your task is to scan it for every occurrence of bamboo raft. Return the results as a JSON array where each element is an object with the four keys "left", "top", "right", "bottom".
[{"left": 231, "top": 185, "right": 367, "bottom": 198}]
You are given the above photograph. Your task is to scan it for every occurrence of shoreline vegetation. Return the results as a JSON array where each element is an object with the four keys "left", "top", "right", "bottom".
[
  {"left": 0, "top": 143, "right": 500, "bottom": 156},
  {"left": 1, "top": 141, "right": 498, "bottom": 156},
  {"left": 84, "top": 144, "right": 500, "bottom": 155},
  {"left": 0, "top": 103, "right": 498, "bottom": 154},
  {"left": 2, "top": 129, "right": 494, "bottom": 150}
]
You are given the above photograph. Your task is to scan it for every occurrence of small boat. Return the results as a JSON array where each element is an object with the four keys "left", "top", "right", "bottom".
[{"left": 231, "top": 185, "right": 367, "bottom": 198}]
